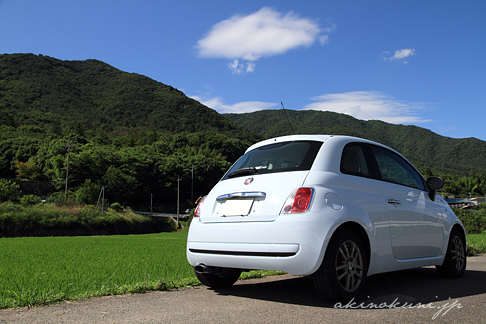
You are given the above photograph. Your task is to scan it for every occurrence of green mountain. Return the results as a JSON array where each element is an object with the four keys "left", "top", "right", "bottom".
[
  {"left": 225, "top": 109, "right": 486, "bottom": 176},
  {"left": 0, "top": 53, "right": 484, "bottom": 207},
  {"left": 0, "top": 53, "right": 256, "bottom": 139},
  {"left": 0, "top": 54, "right": 260, "bottom": 210}
]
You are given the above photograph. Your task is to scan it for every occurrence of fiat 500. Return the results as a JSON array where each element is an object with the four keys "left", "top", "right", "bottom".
[{"left": 186, "top": 135, "right": 466, "bottom": 302}]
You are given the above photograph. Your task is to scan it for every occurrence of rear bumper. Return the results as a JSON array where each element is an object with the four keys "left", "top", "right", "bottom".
[{"left": 186, "top": 211, "right": 336, "bottom": 276}]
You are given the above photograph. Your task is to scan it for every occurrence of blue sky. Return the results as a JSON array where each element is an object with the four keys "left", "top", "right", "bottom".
[{"left": 1, "top": 0, "right": 485, "bottom": 141}]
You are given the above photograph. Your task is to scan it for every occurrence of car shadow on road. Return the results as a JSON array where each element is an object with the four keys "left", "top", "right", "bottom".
[{"left": 213, "top": 264, "right": 486, "bottom": 308}]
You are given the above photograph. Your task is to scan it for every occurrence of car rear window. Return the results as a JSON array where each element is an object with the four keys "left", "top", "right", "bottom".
[{"left": 222, "top": 140, "right": 323, "bottom": 180}]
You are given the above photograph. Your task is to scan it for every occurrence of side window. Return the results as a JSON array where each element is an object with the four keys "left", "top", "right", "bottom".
[
  {"left": 370, "top": 146, "right": 425, "bottom": 190},
  {"left": 341, "top": 144, "right": 372, "bottom": 177}
]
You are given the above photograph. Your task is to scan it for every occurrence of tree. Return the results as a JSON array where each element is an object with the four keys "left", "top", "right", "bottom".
[
  {"left": 102, "top": 165, "right": 138, "bottom": 199},
  {"left": 75, "top": 122, "right": 85, "bottom": 136},
  {"left": 0, "top": 156, "right": 8, "bottom": 177},
  {"left": 423, "top": 167, "right": 433, "bottom": 179},
  {"left": 51, "top": 123, "right": 62, "bottom": 136},
  {"left": 147, "top": 131, "right": 158, "bottom": 145},
  {"left": 0, "top": 178, "right": 21, "bottom": 202},
  {"left": 75, "top": 179, "right": 99, "bottom": 205},
  {"left": 44, "top": 154, "right": 67, "bottom": 190},
  {"left": 14, "top": 160, "right": 42, "bottom": 180},
  {"left": 0, "top": 110, "right": 15, "bottom": 127}
]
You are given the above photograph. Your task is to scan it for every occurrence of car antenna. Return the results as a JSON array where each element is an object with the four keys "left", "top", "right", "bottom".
[{"left": 280, "top": 102, "right": 295, "bottom": 135}]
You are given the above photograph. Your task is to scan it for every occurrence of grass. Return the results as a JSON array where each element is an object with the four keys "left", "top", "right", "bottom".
[
  {"left": 0, "top": 228, "right": 282, "bottom": 309},
  {"left": 467, "top": 234, "right": 486, "bottom": 255}
]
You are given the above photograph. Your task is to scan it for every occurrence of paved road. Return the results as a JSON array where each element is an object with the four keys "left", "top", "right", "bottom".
[{"left": 2, "top": 254, "right": 486, "bottom": 324}]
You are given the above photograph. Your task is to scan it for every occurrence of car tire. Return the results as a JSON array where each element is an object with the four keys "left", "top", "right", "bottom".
[
  {"left": 195, "top": 267, "right": 242, "bottom": 289},
  {"left": 436, "top": 227, "right": 466, "bottom": 278},
  {"left": 312, "top": 228, "right": 368, "bottom": 303}
]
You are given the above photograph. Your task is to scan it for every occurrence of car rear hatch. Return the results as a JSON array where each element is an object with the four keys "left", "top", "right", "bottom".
[
  {"left": 199, "top": 171, "right": 311, "bottom": 223},
  {"left": 198, "top": 139, "right": 324, "bottom": 223}
]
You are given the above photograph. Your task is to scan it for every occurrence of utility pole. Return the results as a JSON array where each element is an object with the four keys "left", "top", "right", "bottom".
[
  {"left": 102, "top": 186, "right": 105, "bottom": 217},
  {"left": 96, "top": 186, "right": 106, "bottom": 217},
  {"left": 177, "top": 176, "right": 180, "bottom": 228},
  {"left": 191, "top": 164, "right": 194, "bottom": 205},
  {"left": 64, "top": 140, "right": 71, "bottom": 201},
  {"left": 96, "top": 186, "right": 102, "bottom": 210}
]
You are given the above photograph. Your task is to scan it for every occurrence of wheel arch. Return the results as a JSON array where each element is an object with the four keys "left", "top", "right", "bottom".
[
  {"left": 312, "top": 220, "right": 371, "bottom": 302},
  {"left": 331, "top": 221, "right": 371, "bottom": 266},
  {"left": 436, "top": 221, "right": 467, "bottom": 277},
  {"left": 450, "top": 222, "right": 467, "bottom": 246}
]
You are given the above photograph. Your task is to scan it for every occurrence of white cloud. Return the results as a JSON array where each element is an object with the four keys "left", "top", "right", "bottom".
[
  {"left": 196, "top": 7, "right": 334, "bottom": 74},
  {"left": 227, "top": 59, "right": 255, "bottom": 74},
  {"left": 383, "top": 48, "right": 416, "bottom": 63},
  {"left": 192, "top": 91, "right": 431, "bottom": 124},
  {"left": 191, "top": 95, "right": 278, "bottom": 114},
  {"left": 304, "top": 91, "right": 431, "bottom": 124}
]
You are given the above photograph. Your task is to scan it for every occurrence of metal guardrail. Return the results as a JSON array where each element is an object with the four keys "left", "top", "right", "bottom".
[{"left": 134, "top": 211, "right": 191, "bottom": 220}]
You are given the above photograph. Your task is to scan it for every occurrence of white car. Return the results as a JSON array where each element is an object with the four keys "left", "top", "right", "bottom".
[{"left": 187, "top": 135, "right": 466, "bottom": 302}]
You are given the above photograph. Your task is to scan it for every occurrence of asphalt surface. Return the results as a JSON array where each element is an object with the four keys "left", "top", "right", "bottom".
[{"left": 1, "top": 254, "right": 486, "bottom": 324}]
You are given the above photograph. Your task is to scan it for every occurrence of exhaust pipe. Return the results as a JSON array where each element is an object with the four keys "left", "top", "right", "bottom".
[{"left": 195, "top": 264, "right": 213, "bottom": 274}]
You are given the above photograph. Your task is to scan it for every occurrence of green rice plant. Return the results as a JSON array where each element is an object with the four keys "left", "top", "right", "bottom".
[
  {"left": 467, "top": 233, "right": 486, "bottom": 255},
  {"left": 0, "top": 230, "right": 193, "bottom": 308}
]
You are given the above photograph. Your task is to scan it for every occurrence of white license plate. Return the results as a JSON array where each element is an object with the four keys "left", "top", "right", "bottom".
[{"left": 220, "top": 198, "right": 254, "bottom": 216}]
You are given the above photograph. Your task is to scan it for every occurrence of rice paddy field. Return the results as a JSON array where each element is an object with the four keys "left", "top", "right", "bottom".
[
  {"left": 0, "top": 228, "right": 282, "bottom": 309},
  {"left": 0, "top": 230, "right": 484, "bottom": 309}
]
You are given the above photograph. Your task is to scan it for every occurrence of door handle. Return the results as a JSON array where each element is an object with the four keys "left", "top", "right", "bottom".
[{"left": 387, "top": 199, "right": 401, "bottom": 205}]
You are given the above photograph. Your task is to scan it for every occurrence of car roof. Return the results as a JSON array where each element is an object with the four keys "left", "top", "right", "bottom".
[
  {"left": 245, "top": 135, "right": 332, "bottom": 153},
  {"left": 245, "top": 135, "right": 421, "bottom": 176},
  {"left": 245, "top": 134, "right": 388, "bottom": 153}
]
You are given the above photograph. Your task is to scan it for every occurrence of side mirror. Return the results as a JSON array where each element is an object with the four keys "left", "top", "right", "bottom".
[{"left": 427, "top": 177, "right": 444, "bottom": 201}]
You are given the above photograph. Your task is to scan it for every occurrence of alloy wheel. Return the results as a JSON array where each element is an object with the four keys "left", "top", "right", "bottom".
[
  {"left": 335, "top": 240, "right": 364, "bottom": 292},
  {"left": 451, "top": 235, "right": 465, "bottom": 271}
]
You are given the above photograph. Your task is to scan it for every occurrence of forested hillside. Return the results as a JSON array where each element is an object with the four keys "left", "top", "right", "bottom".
[
  {"left": 0, "top": 53, "right": 484, "bottom": 210},
  {"left": 225, "top": 109, "right": 486, "bottom": 176},
  {"left": 0, "top": 54, "right": 258, "bottom": 211},
  {"left": 0, "top": 53, "right": 257, "bottom": 138}
]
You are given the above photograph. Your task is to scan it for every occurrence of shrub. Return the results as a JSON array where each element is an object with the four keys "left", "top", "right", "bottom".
[
  {"left": 0, "top": 179, "right": 21, "bottom": 202},
  {"left": 20, "top": 195, "right": 42, "bottom": 205},
  {"left": 0, "top": 202, "right": 176, "bottom": 237},
  {"left": 110, "top": 202, "right": 123, "bottom": 212},
  {"left": 48, "top": 190, "right": 76, "bottom": 206},
  {"left": 454, "top": 208, "right": 486, "bottom": 234}
]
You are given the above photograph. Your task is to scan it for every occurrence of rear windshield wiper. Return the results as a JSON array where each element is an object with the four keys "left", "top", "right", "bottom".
[{"left": 227, "top": 167, "right": 258, "bottom": 179}]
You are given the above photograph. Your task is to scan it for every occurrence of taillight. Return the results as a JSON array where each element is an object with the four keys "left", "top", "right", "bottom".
[
  {"left": 194, "top": 196, "right": 207, "bottom": 217},
  {"left": 281, "top": 187, "right": 314, "bottom": 214}
]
